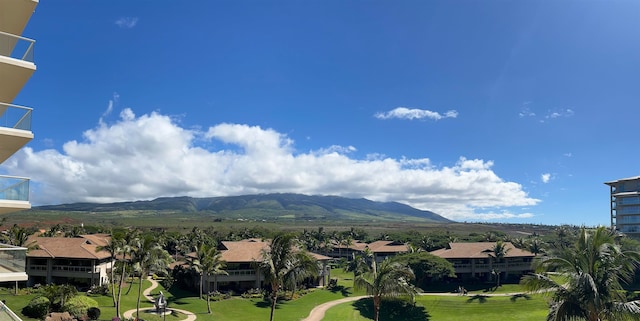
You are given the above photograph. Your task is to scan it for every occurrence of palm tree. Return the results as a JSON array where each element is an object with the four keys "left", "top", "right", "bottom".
[
  {"left": 522, "top": 226, "right": 640, "bottom": 321},
  {"left": 345, "top": 251, "right": 372, "bottom": 282},
  {"left": 96, "top": 231, "right": 125, "bottom": 309},
  {"left": 489, "top": 240, "right": 510, "bottom": 287},
  {"left": 130, "top": 234, "right": 172, "bottom": 320},
  {"left": 354, "top": 259, "right": 417, "bottom": 321},
  {"left": 186, "top": 243, "right": 206, "bottom": 300},
  {"left": 260, "top": 233, "right": 319, "bottom": 321},
  {"left": 200, "top": 243, "right": 227, "bottom": 314}
]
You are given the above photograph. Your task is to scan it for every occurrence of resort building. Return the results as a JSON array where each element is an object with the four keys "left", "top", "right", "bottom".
[
  {"left": 0, "top": 0, "right": 37, "bottom": 300},
  {"left": 605, "top": 176, "right": 640, "bottom": 234},
  {"left": 186, "top": 239, "right": 331, "bottom": 293},
  {"left": 25, "top": 235, "right": 113, "bottom": 288},
  {"left": 328, "top": 239, "right": 409, "bottom": 264},
  {"left": 430, "top": 242, "right": 534, "bottom": 282}
]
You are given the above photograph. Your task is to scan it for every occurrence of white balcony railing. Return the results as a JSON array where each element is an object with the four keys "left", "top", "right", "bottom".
[
  {"left": 0, "top": 176, "right": 29, "bottom": 201},
  {"left": 0, "top": 31, "right": 35, "bottom": 63},
  {"left": 0, "top": 103, "right": 32, "bottom": 131}
]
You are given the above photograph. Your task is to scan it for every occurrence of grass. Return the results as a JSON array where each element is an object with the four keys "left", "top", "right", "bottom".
[
  {"left": 0, "top": 271, "right": 551, "bottom": 321},
  {"left": 324, "top": 294, "right": 549, "bottom": 321}
]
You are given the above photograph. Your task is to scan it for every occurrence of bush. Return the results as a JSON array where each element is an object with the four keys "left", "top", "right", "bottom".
[
  {"left": 87, "top": 307, "right": 101, "bottom": 320},
  {"left": 22, "top": 296, "right": 50, "bottom": 319},
  {"left": 63, "top": 295, "right": 98, "bottom": 318},
  {"left": 241, "top": 288, "right": 264, "bottom": 299}
]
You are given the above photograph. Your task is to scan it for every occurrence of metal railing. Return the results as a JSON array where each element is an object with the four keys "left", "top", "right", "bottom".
[
  {"left": 0, "top": 176, "right": 29, "bottom": 201},
  {"left": 29, "top": 264, "right": 100, "bottom": 274},
  {"left": 0, "top": 31, "right": 35, "bottom": 63},
  {"left": 0, "top": 103, "right": 32, "bottom": 131}
]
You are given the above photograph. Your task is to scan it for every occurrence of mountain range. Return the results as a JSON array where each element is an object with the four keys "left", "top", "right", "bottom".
[{"left": 35, "top": 193, "right": 451, "bottom": 223}]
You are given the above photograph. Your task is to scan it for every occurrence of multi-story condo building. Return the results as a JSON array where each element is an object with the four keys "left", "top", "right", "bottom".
[
  {"left": 605, "top": 176, "right": 640, "bottom": 234},
  {"left": 0, "top": 0, "right": 38, "bottom": 319}
]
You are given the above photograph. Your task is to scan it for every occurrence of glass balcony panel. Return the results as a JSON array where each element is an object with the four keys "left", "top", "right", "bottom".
[
  {"left": 0, "top": 103, "right": 32, "bottom": 131},
  {"left": 0, "top": 31, "right": 35, "bottom": 63},
  {"left": 0, "top": 176, "right": 29, "bottom": 201},
  {"left": 0, "top": 245, "right": 26, "bottom": 273}
]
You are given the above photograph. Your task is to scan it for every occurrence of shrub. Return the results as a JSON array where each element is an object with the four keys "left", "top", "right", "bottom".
[
  {"left": 22, "top": 296, "right": 50, "bottom": 319},
  {"left": 87, "top": 307, "right": 101, "bottom": 320},
  {"left": 63, "top": 295, "right": 98, "bottom": 318}
]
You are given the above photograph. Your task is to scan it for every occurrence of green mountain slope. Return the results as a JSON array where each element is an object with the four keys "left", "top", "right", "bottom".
[{"left": 34, "top": 193, "right": 451, "bottom": 223}]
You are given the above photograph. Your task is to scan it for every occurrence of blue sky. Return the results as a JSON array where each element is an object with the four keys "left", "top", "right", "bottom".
[{"left": 5, "top": 1, "right": 640, "bottom": 225}]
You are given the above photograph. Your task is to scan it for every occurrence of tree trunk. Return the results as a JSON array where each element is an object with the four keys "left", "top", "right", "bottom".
[
  {"left": 270, "top": 294, "right": 278, "bottom": 321},
  {"left": 116, "top": 262, "right": 127, "bottom": 318},
  {"left": 136, "top": 274, "right": 143, "bottom": 319},
  {"left": 110, "top": 258, "right": 117, "bottom": 307},
  {"left": 206, "top": 274, "right": 212, "bottom": 314},
  {"left": 199, "top": 273, "right": 204, "bottom": 299},
  {"left": 373, "top": 295, "right": 381, "bottom": 321}
]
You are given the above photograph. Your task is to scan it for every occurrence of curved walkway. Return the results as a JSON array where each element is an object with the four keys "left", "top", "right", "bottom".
[
  {"left": 301, "top": 296, "right": 368, "bottom": 321},
  {"left": 122, "top": 277, "right": 197, "bottom": 321}
]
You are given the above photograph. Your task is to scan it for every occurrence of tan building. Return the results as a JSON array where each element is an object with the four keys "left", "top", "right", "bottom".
[
  {"left": 26, "top": 234, "right": 114, "bottom": 288},
  {"left": 193, "top": 239, "right": 331, "bottom": 293},
  {"left": 0, "top": 0, "right": 38, "bottom": 296},
  {"left": 605, "top": 176, "right": 640, "bottom": 234},
  {"left": 430, "top": 242, "right": 534, "bottom": 282},
  {"left": 329, "top": 240, "right": 409, "bottom": 264}
]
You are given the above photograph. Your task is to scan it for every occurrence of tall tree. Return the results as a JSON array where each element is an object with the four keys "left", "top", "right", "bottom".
[
  {"left": 96, "top": 231, "right": 125, "bottom": 309},
  {"left": 522, "top": 226, "right": 640, "bottom": 321},
  {"left": 260, "top": 233, "right": 319, "bottom": 321},
  {"left": 130, "top": 234, "right": 172, "bottom": 320},
  {"left": 200, "top": 244, "right": 227, "bottom": 314},
  {"left": 354, "top": 259, "right": 417, "bottom": 321},
  {"left": 489, "top": 240, "right": 510, "bottom": 287}
]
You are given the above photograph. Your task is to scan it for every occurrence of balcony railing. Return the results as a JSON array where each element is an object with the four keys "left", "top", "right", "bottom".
[
  {"left": 29, "top": 264, "right": 100, "bottom": 274},
  {"left": 0, "top": 176, "right": 29, "bottom": 201},
  {"left": 0, "top": 244, "right": 26, "bottom": 273},
  {"left": 0, "top": 103, "right": 32, "bottom": 131},
  {"left": 0, "top": 31, "right": 35, "bottom": 63}
]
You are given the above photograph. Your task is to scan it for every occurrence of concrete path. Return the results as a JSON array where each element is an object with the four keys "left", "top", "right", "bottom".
[
  {"left": 122, "top": 277, "right": 197, "bottom": 321},
  {"left": 301, "top": 296, "right": 368, "bottom": 321}
]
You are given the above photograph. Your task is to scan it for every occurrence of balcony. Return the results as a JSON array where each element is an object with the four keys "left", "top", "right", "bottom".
[
  {"left": 0, "top": 0, "right": 38, "bottom": 37},
  {"left": 0, "top": 243, "right": 28, "bottom": 282},
  {"left": 0, "top": 103, "right": 33, "bottom": 163},
  {"left": 0, "top": 31, "right": 36, "bottom": 103},
  {"left": 0, "top": 176, "right": 30, "bottom": 215}
]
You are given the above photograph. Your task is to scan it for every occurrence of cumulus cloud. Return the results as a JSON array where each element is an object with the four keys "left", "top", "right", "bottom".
[
  {"left": 375, "top": 107, "right": 458, "bottom": 121},
  {"left": 541, "top": 173, "right": 552, "bottom": 183},
  {"left": 115, "top": 17, "right": 139, "bottom": 29},
  {"left": 3, "top": 108, "right": 539, "bottom": 221}
]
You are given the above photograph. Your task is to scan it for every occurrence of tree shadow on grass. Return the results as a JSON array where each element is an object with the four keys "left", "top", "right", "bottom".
[
  {"left": 466, "top": 294, "right": 490, "bottom": 303},
  {"left": 510, "top": 293, "right": 531, "bottom": 302},
  {"left": 353, "top": 298, "right": 430, "bottom": 321},
  {"left": 328, "top": 285, "right": 352, "bottom": 297}
]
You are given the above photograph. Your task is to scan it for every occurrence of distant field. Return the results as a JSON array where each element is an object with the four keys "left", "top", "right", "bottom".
[{"left": 5, "top": 209, "right": 559, "bottom": 237}]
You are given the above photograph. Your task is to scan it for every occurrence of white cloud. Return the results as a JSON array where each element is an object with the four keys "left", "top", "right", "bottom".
[
  {"left": 3, "top": 108, "right": 539, "bottom": 221},
  {"left": 546, "top": 108, "right": 574, "bottom": 119},
  {"left": 115, "top": 17, "right": 139, "bottom": 29},
  {"left": 541, "top": 173, "right": 552, "bottom": 183},
  {"left": 375, "top": 107, "right": 458, "bottom": 121}
]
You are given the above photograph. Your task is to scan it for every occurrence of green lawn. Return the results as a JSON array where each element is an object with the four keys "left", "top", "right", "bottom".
[
  {"left": 324, "top": 294, "right": 549, "bottom": 321},
  {"left": 0, "top": 272, "right": 552, "bottom": 321}
]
